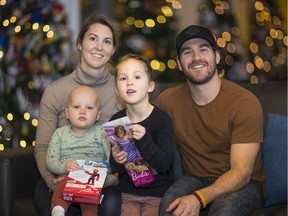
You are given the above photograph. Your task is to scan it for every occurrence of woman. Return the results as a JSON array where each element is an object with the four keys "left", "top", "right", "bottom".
[{"left": 34, "top": 13, "right": 122, "bottom": 216}]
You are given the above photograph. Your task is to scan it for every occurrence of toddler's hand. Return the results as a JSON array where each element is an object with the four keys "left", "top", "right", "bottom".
[{"left": 65, "top": 160, "right": 81, "bottom": 172}]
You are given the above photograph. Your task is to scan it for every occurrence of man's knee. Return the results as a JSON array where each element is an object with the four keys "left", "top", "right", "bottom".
[
  {"left": 208, "top": 188, "right": 262, "bottom": 216},
  {"left": 159, "top": 198, "right": 172, "bottom": 216},
  {"left": 159, "top": 193, "right": 172, "bottom": 216},
  {"left": 159, "top": 176, "right": 204, "bottom": 216},
  {"left": 159, "top": 184, "right": 184, "bottom": 216}
]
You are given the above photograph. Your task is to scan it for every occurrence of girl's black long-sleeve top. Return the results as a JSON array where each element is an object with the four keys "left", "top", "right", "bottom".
[{"left": 109, "top": 106, "right": 174, "bottom": 197}]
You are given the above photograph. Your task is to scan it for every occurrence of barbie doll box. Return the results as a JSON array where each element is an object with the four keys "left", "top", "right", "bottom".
[
  {"left": 103, "top": 116, "right": 155, "bottom": 187},
  {"left": 62, "top": 160, "right": 108, "bottom": 204}
]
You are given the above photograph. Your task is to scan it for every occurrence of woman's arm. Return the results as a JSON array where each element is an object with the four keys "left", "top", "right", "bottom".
[{"left": 34, "top": 86, "right": 68, "bottom": 189}]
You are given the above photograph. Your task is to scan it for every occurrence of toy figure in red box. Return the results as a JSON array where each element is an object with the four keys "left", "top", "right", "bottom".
[{"left": 86, "top": 169, "right": 100, "bottom": 184}]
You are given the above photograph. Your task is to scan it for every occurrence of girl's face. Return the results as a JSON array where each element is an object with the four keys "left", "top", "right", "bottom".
[
  {"left": 115, "top": 59, "right": 155, "bottom": 105},
  {"left": 78, "top": 23, "right": 115, "bottom": 73}
]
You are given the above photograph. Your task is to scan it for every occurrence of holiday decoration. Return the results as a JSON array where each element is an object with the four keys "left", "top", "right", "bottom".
[
  {"left": 0, "top": 0, "right": 286, "bottom": 150},
  {"left": 112, "top": 0, "right": 183, "bottom": 83},
  {"left": 0, "top": 0, "right": 74, "bottom": 149},
  {"left": 199, "top": 0, "right": 287, "bottom": 83}
]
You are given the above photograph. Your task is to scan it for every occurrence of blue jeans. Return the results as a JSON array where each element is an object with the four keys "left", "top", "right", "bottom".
[{"left": 159, "top": 175, "right": 263, "bottom": 216}]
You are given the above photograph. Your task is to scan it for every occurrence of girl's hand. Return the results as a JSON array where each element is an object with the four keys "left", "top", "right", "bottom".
[
  {"left": 132, "top": 124, "right": 146, "bottom": 140},
  {"left": 111, "top": 145, "right": 127, "bottom": 164},
  {"left": 65, "top": 160, "right": 81, "bottom": 172}
]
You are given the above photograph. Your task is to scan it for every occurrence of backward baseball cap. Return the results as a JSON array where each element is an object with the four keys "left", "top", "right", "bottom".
[{"left": 176, "top": 25, "right": 217, "bottom": 54}]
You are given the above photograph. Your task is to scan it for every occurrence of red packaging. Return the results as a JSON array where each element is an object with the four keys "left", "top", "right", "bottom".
[{"left": 62, "top": 160, "right": 108, "bottom": 204}]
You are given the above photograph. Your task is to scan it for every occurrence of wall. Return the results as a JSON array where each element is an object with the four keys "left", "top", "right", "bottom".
[
  {"left": 59, "top": 0, "right": 81, "bottom": 47},
  {"left": 175, "top": 0, "right": 204, "bottom": 33}
]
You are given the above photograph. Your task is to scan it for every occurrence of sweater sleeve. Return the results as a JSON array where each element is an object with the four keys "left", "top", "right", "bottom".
[
  {"left": 136, "top": 109, "right": 174, "bottom": 173},
  {"left": 46, "top": 129, "right": 67, "bottom": 175},
  {"left": 100, "top": 127, "right": 111, "bottom": 163}
]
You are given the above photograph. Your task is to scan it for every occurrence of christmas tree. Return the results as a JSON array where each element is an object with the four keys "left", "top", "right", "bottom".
[
  {"left": 0, "top": 0, "right": 73, "bottom": 149},
  {"left": 198, "top": 0, "right": 287, "bottom": 83},
  {"left": 0, "top": 0, "right": 286, "bottom": 150},
  {"left": 111, "top": 0, "right": 184, "bottom": 83}
]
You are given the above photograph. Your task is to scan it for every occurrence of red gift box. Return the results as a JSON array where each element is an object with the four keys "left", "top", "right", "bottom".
[{"left": 62, "top": 160, "right": 108, "bottom": 204}]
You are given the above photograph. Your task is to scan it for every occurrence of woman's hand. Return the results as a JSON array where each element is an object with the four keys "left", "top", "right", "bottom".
[{"left": 111, "top": 145, "right": 127, "bottom": 164}]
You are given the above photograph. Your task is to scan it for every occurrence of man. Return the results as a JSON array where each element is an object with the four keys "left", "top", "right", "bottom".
[{"left": 157, "top": 25, "right": 264, "bottom": 216}]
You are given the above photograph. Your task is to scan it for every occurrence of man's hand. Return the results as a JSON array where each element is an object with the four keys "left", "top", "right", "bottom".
[{"left": 165, "top": 194, "right": 201, "bottom": 216}]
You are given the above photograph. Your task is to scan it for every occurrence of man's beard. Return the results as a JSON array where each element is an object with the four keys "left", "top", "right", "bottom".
[{"left": 185, "top": 63, "right": 217, "bottom": 85}]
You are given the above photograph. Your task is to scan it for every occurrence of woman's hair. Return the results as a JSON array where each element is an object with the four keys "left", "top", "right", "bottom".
[
  {"left": 76, "top": 13, "right": 119, "bottom": 50},
  {"left": 115, "top": 53, "right": 155, "bottom": 82}
]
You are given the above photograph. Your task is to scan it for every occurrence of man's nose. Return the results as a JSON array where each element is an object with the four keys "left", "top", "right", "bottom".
[{"left": 193, "top": 50, "right": 203, "bottom": 60}]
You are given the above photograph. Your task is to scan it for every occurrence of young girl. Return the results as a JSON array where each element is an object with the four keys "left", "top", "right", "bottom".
[{"left": 109, "top": 54, "right": 175, "bottom": 216}]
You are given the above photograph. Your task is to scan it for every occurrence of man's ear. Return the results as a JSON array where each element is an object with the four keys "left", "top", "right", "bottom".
[
  {"left": 176, "top": 57, "right": 183, "bottom": 71},
  {"left": 215, "top": 50, "right": 220, "bottom": 64}
]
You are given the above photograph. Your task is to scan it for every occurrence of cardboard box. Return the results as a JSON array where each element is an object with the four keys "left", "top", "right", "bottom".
[{"left": 62, "top": 160, "right": 108, "bottom": 204}]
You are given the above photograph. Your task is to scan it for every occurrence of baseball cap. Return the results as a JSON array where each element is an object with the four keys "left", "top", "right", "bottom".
[{"left": 176, "top": 25, "right": 217, "bottom": 54}]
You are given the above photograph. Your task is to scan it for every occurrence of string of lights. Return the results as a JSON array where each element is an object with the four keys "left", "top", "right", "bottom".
[{"left": 0, "top": 0, "right": 286, "bottom": 150}]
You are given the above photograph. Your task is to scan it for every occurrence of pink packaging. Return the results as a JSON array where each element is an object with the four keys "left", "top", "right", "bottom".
[{"left": 103, "top": 116, "right": 155, "bottom": 187}]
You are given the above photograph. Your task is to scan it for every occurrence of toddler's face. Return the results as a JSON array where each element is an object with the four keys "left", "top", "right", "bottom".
[{"left": 66, "top": 87, "right": 100, "bottom": 130}]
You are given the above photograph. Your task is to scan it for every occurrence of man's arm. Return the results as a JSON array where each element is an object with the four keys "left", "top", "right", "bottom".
[
  {"left": 166, "top": 142, "right": 260, "bottom": 215},
  {"left": 201, "top": 142, "right": 260, "bottom": 202}
]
